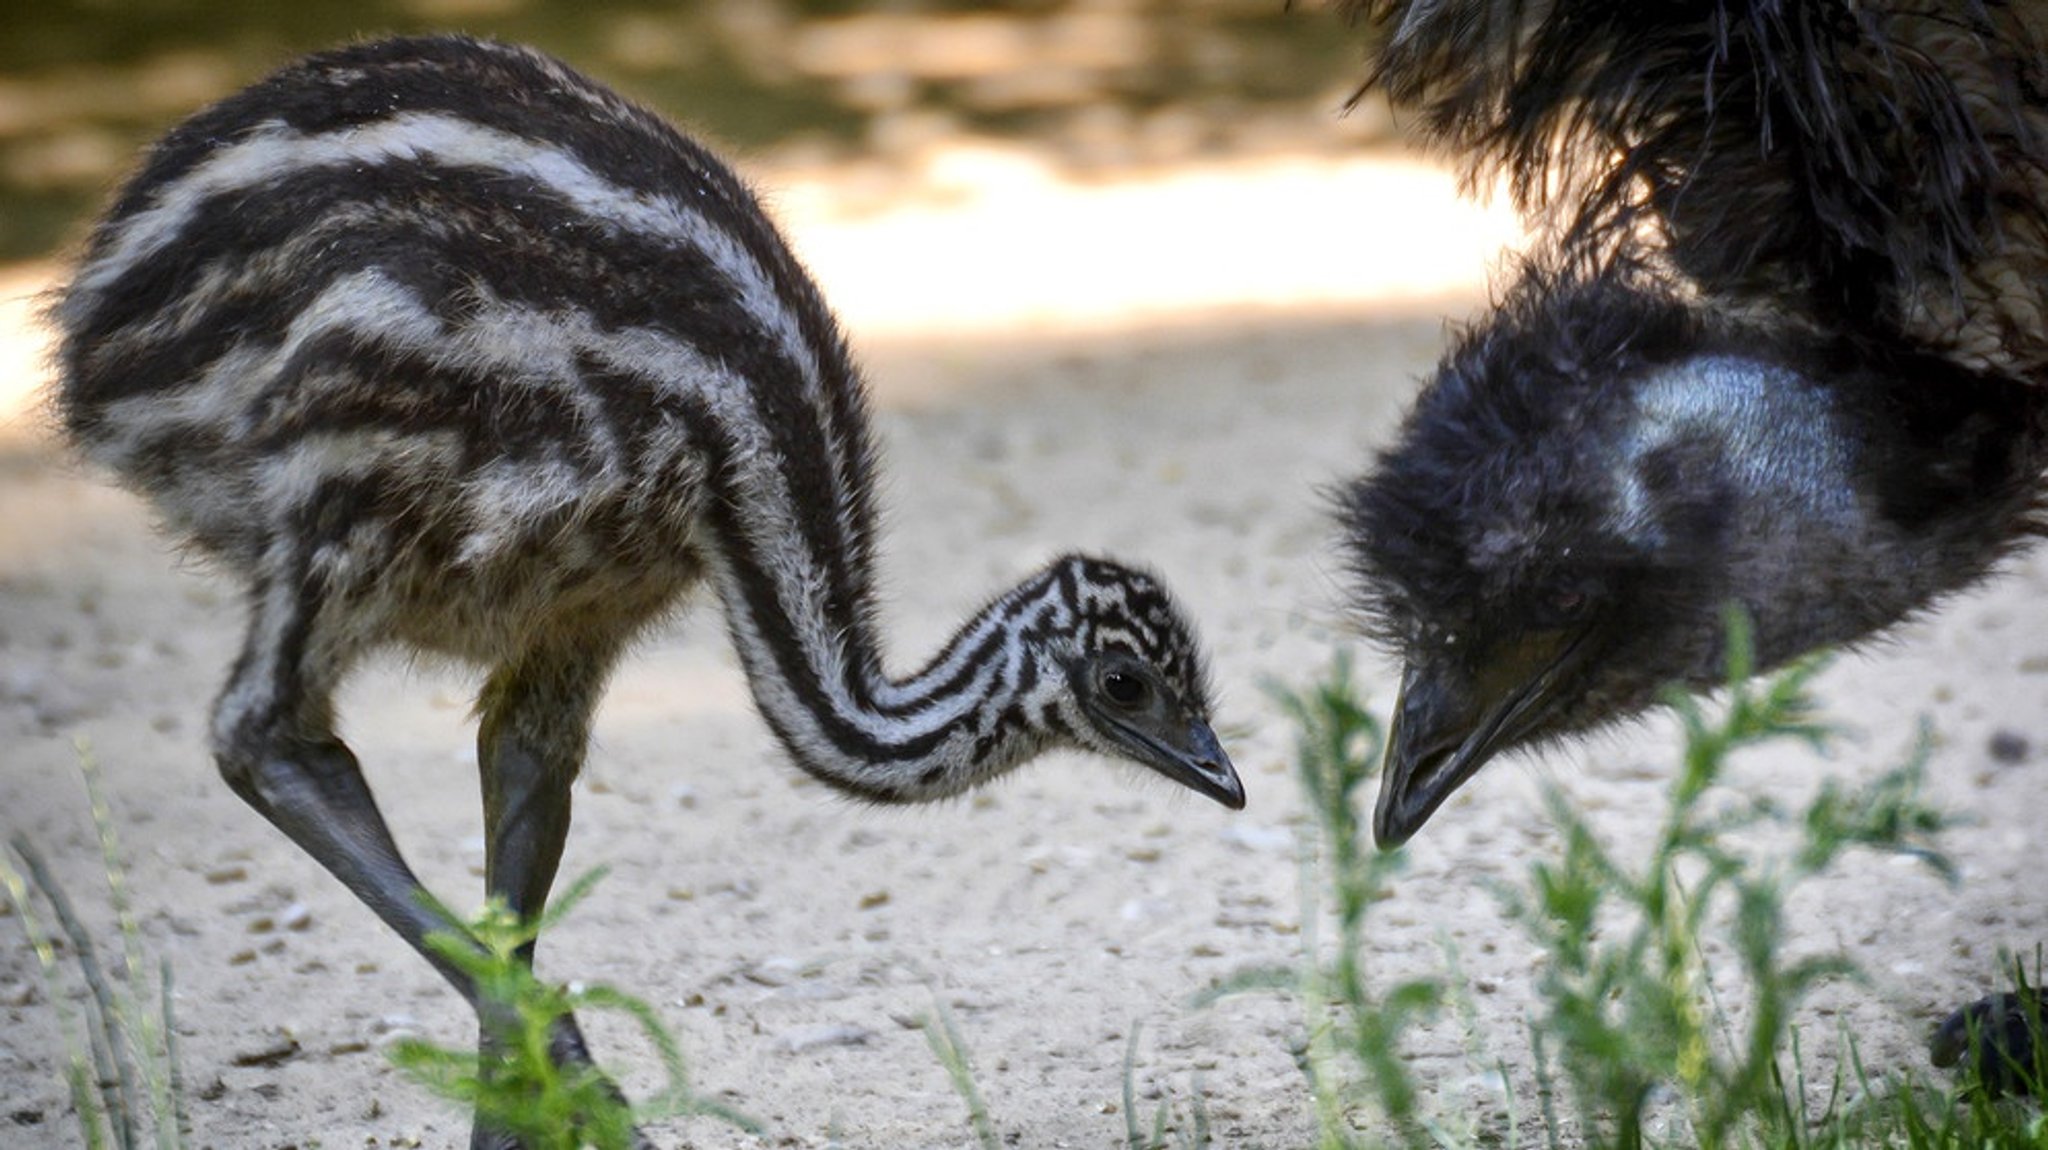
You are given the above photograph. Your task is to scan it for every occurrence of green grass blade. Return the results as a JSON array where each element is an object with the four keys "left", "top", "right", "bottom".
[
  {"left": 920, "top": 993, "right": 1001, "bottom": 1150},
  {"left": 10, "top": 833, "right": 141, "bottom": 1150}
]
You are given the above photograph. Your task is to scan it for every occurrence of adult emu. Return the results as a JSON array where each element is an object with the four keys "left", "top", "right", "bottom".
[{"left": 1334, "top": 0, "right": 2046, "bottom": 1093}]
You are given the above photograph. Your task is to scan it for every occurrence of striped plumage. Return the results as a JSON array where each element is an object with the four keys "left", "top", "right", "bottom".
[{"left": 54, "top": 35, "right": 1241, "bottom": 1145}]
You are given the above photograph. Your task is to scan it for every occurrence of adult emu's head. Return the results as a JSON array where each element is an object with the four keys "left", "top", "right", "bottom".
[
  {"left": 1340, "top": 261, "right": 2048, "bottom": 845},
  {"left": 1330, "top": 0, "right": 2048, "bottom": 844}
]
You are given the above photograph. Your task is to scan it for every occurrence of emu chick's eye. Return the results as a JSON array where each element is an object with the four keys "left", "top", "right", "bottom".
[{"left": 1101, "top": 670, "right": 1149, "bottom": 708}]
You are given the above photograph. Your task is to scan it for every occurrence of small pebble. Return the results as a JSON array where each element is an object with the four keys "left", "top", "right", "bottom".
[
  {"left": 743, "top": 957, "right": 800, "bottom": 987},
  {"left": 230, "top": 1035, "right": 300, "bottom": 1067},
  {"left": 1987, "top": 729, "right": 2030, "bottom": 764},
  {"left": 1218, "top": 823, "right": 1291, "bottom": 853},
  {"left": 372, "top": 1013, "right": 420, "bottom": 1035},
  {"left": 774, "top": 1023, "right": 873, "bottom": 1054}
]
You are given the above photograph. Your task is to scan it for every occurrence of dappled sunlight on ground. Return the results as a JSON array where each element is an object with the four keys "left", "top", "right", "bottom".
[
  {"left": 0, "top": 262, "right": 56, "bottom": 444},
  {"left": 0, "top": 144, "right": 1519, "bottom": 440},
  {"left": 771, "top": 144, "right": 1520, "bottom": 337}
]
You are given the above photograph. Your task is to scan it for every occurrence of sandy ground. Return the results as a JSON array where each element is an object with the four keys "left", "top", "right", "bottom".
[{"left": 0, "top": 148, "right": 2041, "bottom": 1149}]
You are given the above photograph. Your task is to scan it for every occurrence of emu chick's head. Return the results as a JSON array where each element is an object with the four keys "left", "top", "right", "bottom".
[{"left": 1341, "top": 269, "right": 2048, "bottom": 847}]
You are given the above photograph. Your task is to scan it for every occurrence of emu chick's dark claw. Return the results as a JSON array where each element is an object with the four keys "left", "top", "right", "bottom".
[{"left": 1931, "top": 988, "right": 2045, "bottom": 1098}]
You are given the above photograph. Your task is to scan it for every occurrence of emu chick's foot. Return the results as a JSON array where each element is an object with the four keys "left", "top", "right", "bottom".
[
  {"left": 471, "top": 1115, "right": 652, "bottom": 1150},
  {"left": 1930, "top": 987, "right": 2045, "bottom": 1097},
  {"left": 466, "top": 1006, "right": 656, "bottom": 1150}
]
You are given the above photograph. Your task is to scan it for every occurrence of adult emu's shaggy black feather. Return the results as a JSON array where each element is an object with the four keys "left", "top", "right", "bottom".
[
  {"left": 1335, "top": 0, "right": 2047, "bottom": 1091},
  {"left": 1348, "top": 0, "right": 2048, "bottom": 375}
]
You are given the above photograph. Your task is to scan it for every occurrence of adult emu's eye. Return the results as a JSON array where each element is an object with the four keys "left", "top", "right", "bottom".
[
  {"left": 1537, "top": 588, "right": 1593, "bottom": 629},
  {"left": 1101, "top": 669, "right": 1149, "bottom": 709}
]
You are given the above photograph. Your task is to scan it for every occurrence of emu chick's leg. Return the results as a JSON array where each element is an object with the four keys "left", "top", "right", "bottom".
[
  {"left": 212, "top": 568, "right": 483, "bottom": 1000},
  {"left": 214, "top": 559, "right": 635, "bottom": 1150},
  {"left": 471, "top": 646, "right": 652, "bottom": 1150},
  {"left": 1933, "top": 987, "right": 2045, "bottom": 1097},
  {"left": 219, "top": 729, "right": 474, "bottom": 987},
  {"left": 477, "top": 647, "right": 617, "bottom": 954}
]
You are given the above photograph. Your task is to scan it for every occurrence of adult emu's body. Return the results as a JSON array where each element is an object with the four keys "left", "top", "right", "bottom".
[{"left": 1336, "top": 0, "right": 2046, "bottom": 1091}]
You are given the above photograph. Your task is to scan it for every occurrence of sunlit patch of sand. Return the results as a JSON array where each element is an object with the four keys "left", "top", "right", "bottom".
[
  {"left": 769, "top": 144, "right": 1520, "bottom": 335},
  {"left": 0, "top": 145, "right": 1519, "bottom": 441},
  {"left": 0, "top": 262, "right": 58, "bottom": 444}
]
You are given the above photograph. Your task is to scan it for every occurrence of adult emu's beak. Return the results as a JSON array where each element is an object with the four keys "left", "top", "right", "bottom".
[{"left": 1374, "top": 626, "right": 1601, "bottom": 847}]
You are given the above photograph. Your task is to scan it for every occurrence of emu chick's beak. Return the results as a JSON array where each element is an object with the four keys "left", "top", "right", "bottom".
[
  {"left": 1374, "top": 628, "right": 1596, "bottom": 847},
  {"left": 1125, "top": 716, "right": 1245, "bottom": 810}
]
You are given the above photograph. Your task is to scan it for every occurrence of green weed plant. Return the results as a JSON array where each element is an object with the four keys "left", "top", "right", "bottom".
[
  {"left": 2, "top": 744, "right": 186, "bottom": 1150},
  {"left": 387, "top": 868, "right": 759, "bottom": 1148},
  {"left": 1263, "top": 613, "right": 2044, "bottom": 1150},
  {"left": 11, "top": 629, "right": 2041, "bottom": 1150}
]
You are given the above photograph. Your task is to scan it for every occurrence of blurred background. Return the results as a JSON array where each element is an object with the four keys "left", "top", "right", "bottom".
[
  {"left": 0, "top": 0, "right": 1522, "bottom": 407},
  {"left": 1, "top": 0, "right": 1393, "bottom": 263}
]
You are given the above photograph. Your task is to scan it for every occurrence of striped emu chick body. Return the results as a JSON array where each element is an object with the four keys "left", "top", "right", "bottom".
[{"left": 55, "top": 35, "right": 1240, "bottom": 1144}]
